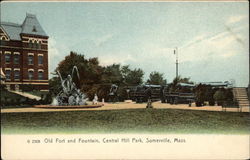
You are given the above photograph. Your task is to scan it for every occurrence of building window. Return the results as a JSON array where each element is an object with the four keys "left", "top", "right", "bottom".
[
  {"left": 1, "top": 36, "right": 7, "bottom": 40},
  {"left": 28, "top": 55, "right": 34, "bottom": 65},
  {"left": 1, "top": 36, "right": 9, "bottom": 45},
  {"left": 28, "top": 70, "right": 34, "bottom": 80},
  {"left": 5, "top": 54, "right": 11, "bottom": 63},
  {"left": 38, "top": 71, "right": 43, "bottom": 80},
  {"left": 5, "top": 70, "right": 11, "bottom": 80},
  {"left": 38, "top": 41, "right": 41, "bottom": 49},
  {"left": 14, "top": 54, "right": 20, "bottom": 64},
  {"left": 38, "top": 55, "right": 43, "bottom": 65},
  {"left": 32, "top": 26, "right": 37, "bottom": 32},
  {"left": 14, "top": 70, "right": 20, "bottom": 80},
  {"left": 28, "top": 39, "right": 42, "bottom": 49},
  {"left": 34, "top": 41, "right": 38, "bottom": 49},
  {"left": 29, "top": 41, "right": 33, "bottom": 48}
]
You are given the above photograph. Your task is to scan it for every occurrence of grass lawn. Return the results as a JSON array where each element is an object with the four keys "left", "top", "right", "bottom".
[
  {"left": 0, "top": 90, "right": 24, "bottom": 101},
  {"left": 1, "top": 108, "right": 249, "bottom": 134},
  {"left": 0, "top": 90, "right": 31, "bottom": 108}
]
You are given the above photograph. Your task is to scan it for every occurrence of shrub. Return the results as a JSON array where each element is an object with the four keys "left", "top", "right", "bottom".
[
  {"left": 195, "top": 84, "right": 206, "bottom": 107},
  {"left": 20, "top": 84, "right": 35, "bottom": 92},
  {"left": 43, "top": 94, "right": 51, "bottom": 104},
  {"left": 205, "top": 87, "right": 216, "bottom": 106},
  {"left": 213, "top": 90, "right": 226, "bottom": 106},
  {"left": 224, "top": 89, "right": 233, "bottom": 101},
  {"left": 0, "top": 84, "right": 7, "bottom": 91},
  {"left": 208, "top": 100, "right": 215, "bottom": 106}
]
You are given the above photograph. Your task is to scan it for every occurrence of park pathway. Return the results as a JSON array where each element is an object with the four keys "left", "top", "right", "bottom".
[{"left": 1, "top": 101, "right": 249, "bottom": 113}]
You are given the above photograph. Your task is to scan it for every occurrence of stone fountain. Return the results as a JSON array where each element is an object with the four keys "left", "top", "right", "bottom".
[
  {"left": 34, "top": 66, "right": 102, "bottom": 109},
  {"left": 52, "top": 66, "right": 87, "bottom": 106}
]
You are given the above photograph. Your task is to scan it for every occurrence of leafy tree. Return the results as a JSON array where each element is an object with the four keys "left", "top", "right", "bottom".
[
  {"left": 213, "top": 89, "right": 226, "bottom": 106},
  {"left": 121, "top": 65, "right": 144, "bottom": 86},
  {"left": 147, "top": 71, "right": 167, "bottom": 85},
  {"left": 170, "top": 76, "right": 193, "bottom": 92},
  {"left": 0, "top": 84, "right": 6, "bottom": 91},
  {"left": 50, "top": 51, "right": 145, "bottom": 101},
  {"left": 224, "top": 88, "right": 233, "bottom": 101},
  {"left": 56, "top": 52, "right": 87, "bottom": 79},
  {"left": 204, "top": 86, "right": 216, "bottom": 106},
  {"left": 194, "top": 84, "right": 207, "bottom": 106},
  {"left": 48, "top": 77, "right": 61, "bottom": 95},
  {"left": 172, "top": 76, "right": 193, "bottom": 85},
  {"left": 101, "top": 64, "right": 123, "bottom": 85},
  {"left": 54, "top": 51, "right": 103, "bottom": 99}
]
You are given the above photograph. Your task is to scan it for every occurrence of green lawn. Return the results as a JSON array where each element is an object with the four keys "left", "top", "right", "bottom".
[
  {"left": 0, "top": 90, "right": 31, "bottom": 108},
  {"left": 1, "top": 108, "right": 249, "bottom": 134},
  {"left": 0, "top": 90, "right": 24, "bottom": 101}
]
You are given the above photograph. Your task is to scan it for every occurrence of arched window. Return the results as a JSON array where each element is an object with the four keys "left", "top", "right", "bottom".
[
  {"left": 28, "top": 40, "right": 33, "bottom": 48},
  {"left": 14, "top": 54, "right": 20, "bottom": 64},
  {"left": 32, "top": 26, "right": 37, "bottom": 32},
  {"left": 28, "top": 70, "right": 34, "bottom": 80},
  {"left": 0, "top": 36, "right": 7, "bottom": 46},
  {"left": 14, "top": 70, "right": 20, "bottom": 80},
  {"left": 38, "top": 54, "right": 43, "bottom": 65},
  {"left": 5, "top": 69, "right": 11, "bottom": 81},
  {"left": 4, "top": 52, "right": 11, "bottom": 64},
  {"left": 34, "top": 41, "right": 38, "bottom": 49},
  {"left": 1, "top": 36, "right": 6, "bottom": 40},
  {"left": 38, "top": 71, "right": 44, "bottom": 80},
  {"left": 38, "top": 41, "right": 42, "bottom": 49},
  {"left": 28, "top": 55, "right": 34, "bottom": 65}
]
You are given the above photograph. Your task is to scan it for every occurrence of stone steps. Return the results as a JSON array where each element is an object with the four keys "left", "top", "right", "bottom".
[
  {"left": 9, "top": 90, "right": 41, "bottom": 101},
  {"left": 233, "top": 87, "right": 249, "bottom": 108},
  {"left": 238, "top": 102, "right": 250, "bottom": 105}
]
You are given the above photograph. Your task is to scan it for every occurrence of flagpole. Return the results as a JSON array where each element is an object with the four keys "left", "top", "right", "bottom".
[{"left": 174, "top": 47, "right": 178, "bottom": 79}]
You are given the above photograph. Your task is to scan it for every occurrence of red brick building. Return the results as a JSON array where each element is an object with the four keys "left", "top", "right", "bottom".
[{"left": 0, "top": 13, "right": 49, "bottom": 91}]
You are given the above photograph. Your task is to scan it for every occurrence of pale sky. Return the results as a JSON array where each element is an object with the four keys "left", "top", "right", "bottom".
[{"left": 1, "top": 2, "right": 249, "bottom": 87}]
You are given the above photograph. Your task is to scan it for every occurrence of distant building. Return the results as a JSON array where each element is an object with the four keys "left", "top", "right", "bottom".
[{"left": 0, "top": 13, "right": 49, "bottom": 91}]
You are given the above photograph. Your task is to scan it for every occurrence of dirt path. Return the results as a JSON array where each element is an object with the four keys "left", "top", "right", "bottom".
[{"left": 1, "top": 101, "right": 249, "bottom": 113}]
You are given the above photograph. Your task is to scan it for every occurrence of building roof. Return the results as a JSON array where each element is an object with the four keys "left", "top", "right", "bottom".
[
  {"left": 21, "top": 13, "right": 48, "bottom": 37},
  {"left": 1, "top": 22, "right": 22, "bottom": 40},
  {"left": 0, "top": 13, "right": 48, "bottom": 41}
]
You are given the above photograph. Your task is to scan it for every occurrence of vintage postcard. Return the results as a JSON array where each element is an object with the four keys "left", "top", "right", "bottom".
[{"left": 1, "top": 1, "right": 249, "bottom": 159}]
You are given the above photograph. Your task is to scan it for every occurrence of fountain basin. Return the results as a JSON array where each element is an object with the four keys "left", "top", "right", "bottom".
[{"left": 33, "top": 104, "right": 102, "bottom": 109}]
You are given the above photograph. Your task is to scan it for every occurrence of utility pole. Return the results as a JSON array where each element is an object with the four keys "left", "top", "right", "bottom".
[{"left": 174, "top": 47, "right": 178, "bottom": 79}]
